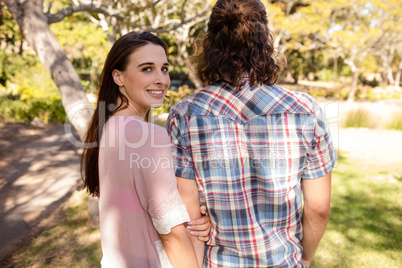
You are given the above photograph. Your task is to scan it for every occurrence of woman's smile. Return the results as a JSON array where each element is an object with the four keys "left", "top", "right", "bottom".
[{"left": 146, "top": 89, "right": 165, "bottom": 98}]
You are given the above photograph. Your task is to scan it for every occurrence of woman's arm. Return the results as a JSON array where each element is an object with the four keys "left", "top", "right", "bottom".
[
  {"left": 133, "top": 125, "right": 200, "bottom": 267},
  {"left": 177, "top": 176, "right": 205, "bottom": 267},
  {"left": 160, "top": 224, "right": 199, "bottom": 268}
]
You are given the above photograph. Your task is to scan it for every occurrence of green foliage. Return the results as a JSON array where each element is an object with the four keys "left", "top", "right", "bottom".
[
  {"left": 153, "top": 85, "right": 194, "bottom": 115},
  {"left": 0, "top": 51, "right": 66, "bottom": 123},
  {"left": 366, "top": 87, "right": 402, "bottom": 100},
  {"left": 308, "top": 87, "right": 337, "bottom": 98},
  {"left": 343, "top": 107, "right": 376, "bottom": 128},
  {"left": 339, "top": 65, "right": 353, "bottom": 77},
  {"left": 50, "top": 15, "right": 109, "bottom": 92},
  {"left": 361, "top": 54, "right": 379, "bottom": 73},
  {"left": 359, "top": 74, "right": 380, "bottom": 88},
  {"left": 316, "top": 69, "right": 335, "bottom": 82},
  {"left": 0, "top": 98, "right": 30, "bottom": 121},
  {"left": 284, "top": 48, "right": 327, "bottom": 83},
  {"left": 0, "top": 97, "right": 66, "bottom": 123},
  {"left": 12, "top": 64, "right": 59, "bottom": 100},
  {"left": 338, "top": 87, "right": 351, "bottom": 100},
  {"left": 0, "top": 2, "right": 24, "bottom": 51},
  {"left": 0, "top": 51, "right": 40, "bottom": 87}
]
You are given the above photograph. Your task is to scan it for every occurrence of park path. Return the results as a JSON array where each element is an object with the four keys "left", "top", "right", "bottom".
[
  {"left": 0, "top": 122, "right": 401, "bottom": 261},
  {"left": 0, "top": 122, "right": 82, "bottom": 260},
  {"left": 330, "top": 125, "right": 402, "bottom": 171}
]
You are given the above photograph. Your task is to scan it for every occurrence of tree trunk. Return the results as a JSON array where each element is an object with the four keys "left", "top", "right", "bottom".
[
  {"left": 175, "top": 26, "right": 203, "bottom": 91},
  {"left": 394, "top": 59, "right": 402, "bottom": 87},
  {"left": 188, "top": 70, "right": 203, "bottom": 90},
  {"left": 386, "top": 66, "right": 395, "bottom": 86},
  {"left": 333, "top": 56, "right": 338, "bottom": 81},
  {"left": 5, "top": 0, "right": 99, "bottom": 226},
  {"left": 347, "top": 68, "right": 360, "bottom": 103},
  {"left": 5, "top": 0, "right": 93, "bottom": 141}
]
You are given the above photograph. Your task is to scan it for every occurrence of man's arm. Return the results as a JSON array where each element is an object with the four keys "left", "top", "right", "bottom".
[
  {"left": 177, "top": 176, "right": 205, "bottom": 267},
  {"left": 160, "top": 224, "right": 199, "bottom": 267},
  {"left": 301, "top": 172, "right": 332, "bottom": 267}
]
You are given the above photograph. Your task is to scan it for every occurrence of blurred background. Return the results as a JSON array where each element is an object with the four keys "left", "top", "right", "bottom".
[{"left": 0, "top": 0, "right": 401, "bottom": 267}]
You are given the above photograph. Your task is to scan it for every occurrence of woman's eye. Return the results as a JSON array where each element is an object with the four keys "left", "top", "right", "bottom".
[
  {"left": 142, "top": 67, "right": 152, "bottom": 72},
  {"left": 162, "top": 67, "right": 169, "bottom": 72}
]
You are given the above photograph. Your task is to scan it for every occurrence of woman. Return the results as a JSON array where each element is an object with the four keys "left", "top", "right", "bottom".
[{"left": 81, "top": 31, "right": 208, "bottom": 267}]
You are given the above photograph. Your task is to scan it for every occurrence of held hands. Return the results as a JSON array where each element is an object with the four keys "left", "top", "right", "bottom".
[{"left": 187, "top": 206, "right": 211, "bottom": 242}]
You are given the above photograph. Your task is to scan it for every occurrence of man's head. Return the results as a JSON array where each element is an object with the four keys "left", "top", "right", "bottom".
[{"left": 193, "top": 0, "right": 280, "bottom": 88}]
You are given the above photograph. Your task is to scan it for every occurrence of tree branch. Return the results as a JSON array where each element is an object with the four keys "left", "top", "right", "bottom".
[{"left": 45, "top": 4, "right": 123, "bottom": 24}]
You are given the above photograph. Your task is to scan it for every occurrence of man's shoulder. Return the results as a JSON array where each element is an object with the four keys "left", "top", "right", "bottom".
[
  {"left": 266, "top": 84, "right": 320, "bottom": 116},
  {"left": 169, "top": 84, "right": 223, "bottom": 118},
  {"left": 168, "top": 83, "right": 321, "bottom": 119}
]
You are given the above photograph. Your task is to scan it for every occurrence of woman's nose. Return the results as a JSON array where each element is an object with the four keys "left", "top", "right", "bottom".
[{"left": 154, "top": 72, "right": 169, "bottom": 86}]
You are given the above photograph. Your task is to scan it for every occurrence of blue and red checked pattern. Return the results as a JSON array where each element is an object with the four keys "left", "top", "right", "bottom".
[{"left": 166, "top": 80, "right": 336, "bottom": 268}]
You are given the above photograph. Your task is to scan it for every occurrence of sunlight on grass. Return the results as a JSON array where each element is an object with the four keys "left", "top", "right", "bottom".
[
  {"left": 7, "top": 191, "right": 101, "bottom": 268},
  {"left": 311, "top": 154, "right": 402, "bottom": 268}
]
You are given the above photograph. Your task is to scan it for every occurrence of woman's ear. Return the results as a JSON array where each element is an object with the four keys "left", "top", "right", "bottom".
[{"left": 112, "top": 69, "right": 124, "bottom": 87}]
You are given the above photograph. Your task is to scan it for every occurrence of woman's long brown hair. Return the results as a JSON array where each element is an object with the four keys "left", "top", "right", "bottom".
[
  {"left": 81, "top": 32, "right": 167, "bottom": 197},
  {"left": 192, "top": 0, "right": 280, "bottom": 88}
]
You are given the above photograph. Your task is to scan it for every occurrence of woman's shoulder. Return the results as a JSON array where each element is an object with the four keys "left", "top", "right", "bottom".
[
  {"left": 124, "top": 118, "right": 170, "bottom": 146},
  {"left": 105, "top": 116, "right": 170, "bottom": 145}
]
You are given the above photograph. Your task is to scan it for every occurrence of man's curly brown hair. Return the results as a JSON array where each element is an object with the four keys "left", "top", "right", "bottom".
[{"left": 192, "top": 0, "right": 280, "bottom": 88}]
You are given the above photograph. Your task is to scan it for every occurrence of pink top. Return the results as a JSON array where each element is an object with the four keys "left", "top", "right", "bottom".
[{"left": 98, "top": 116, "right": 190, "bottom": 268}]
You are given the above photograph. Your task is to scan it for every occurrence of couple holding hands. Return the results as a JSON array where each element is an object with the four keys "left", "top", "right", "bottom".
[{"left": 81, "top": 0, "right": 336, "bottom": 267}]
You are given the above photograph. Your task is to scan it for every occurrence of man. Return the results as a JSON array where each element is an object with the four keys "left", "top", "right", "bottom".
[{"left": 166, "top": 0, "right": 336, "bottom": 267}]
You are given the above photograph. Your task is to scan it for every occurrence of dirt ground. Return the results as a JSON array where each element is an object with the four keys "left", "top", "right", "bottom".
[
  {"left": 0, "top": 120, "right": 401, "bottom": 262},
  {"left": 0, "top": 122, "right": 82, "bottom": 260}
]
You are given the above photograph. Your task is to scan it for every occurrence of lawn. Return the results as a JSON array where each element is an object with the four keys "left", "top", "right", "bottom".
[
  {"left": 3, "top": 153, "right": 401, "bottom": 267},
  {"left": 311, "top": 152, "right": 402, "bottom": 267}
]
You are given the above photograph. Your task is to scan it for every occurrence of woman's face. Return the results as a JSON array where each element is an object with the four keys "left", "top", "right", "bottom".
[{"left": 113, "top": 43, "right": 170, "bottom": 116}]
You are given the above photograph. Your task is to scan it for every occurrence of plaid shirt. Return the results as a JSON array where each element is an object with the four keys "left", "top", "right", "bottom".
[{"left": 166, "top": 80, "right": 336, "bottom": 268}]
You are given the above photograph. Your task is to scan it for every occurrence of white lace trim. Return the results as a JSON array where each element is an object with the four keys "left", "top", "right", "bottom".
[
  {"left": 155, "top": 240, "right": 173, "bottom": 268},
  {"left": 151, "top": 204, "right": 190, "bottom": 234},
  {"left": 148, "top": 188, "right": 190, "bottom": 234}
]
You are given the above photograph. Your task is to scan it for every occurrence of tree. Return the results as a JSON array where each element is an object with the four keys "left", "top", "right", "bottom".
[
  {"left": 263, "top": 0, "right": 328, "bottom": 83},
  {"left": 305, "top": 0, "right": 402, "bottom": 102},
  {"left": 373, "top": 0, "right": 402, "bottom": 87},
  {"left": 4, "top": 0, "right": 93, "bottom": 141}
]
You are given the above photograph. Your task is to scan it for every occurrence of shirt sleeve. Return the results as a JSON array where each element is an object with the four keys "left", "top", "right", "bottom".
[
  {"left": 166, "top": 113, "right": 196, "bottom": 180},
  {"left": 134, "top": 125, "right": 190, "bottom": 234},
  {"left": 302, "top": 104, "right": 337, "bottom": 179}
]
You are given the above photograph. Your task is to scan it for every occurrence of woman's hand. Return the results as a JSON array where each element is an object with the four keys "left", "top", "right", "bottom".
[{"left": 187, "top": 206, "right": 211, "bottom": 242}]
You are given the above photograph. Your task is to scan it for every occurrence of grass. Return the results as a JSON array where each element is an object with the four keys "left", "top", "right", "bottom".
[
  {"left": 311, "top": 152, "right": 402, "bottom": 268},
  {"left": 4, "top": 191, "right": 102, "bottom": 268},
  {"left": 387, "top": 112, "right": 402, "bottom": 131},
  {"left": 342, "top": 107, "right": 377, "bottom": 129},
  {"left": 3, "top": 153, "right": 401, "bottom": 267}
]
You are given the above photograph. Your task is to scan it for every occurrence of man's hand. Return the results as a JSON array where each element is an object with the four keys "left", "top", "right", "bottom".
[{"left": 188, "top": 206, "right": 210, "bottom": 242}]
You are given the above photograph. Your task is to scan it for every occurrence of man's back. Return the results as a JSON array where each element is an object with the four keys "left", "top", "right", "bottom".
[{"left": 166, "top": 80, "right": 336, "bottom": 267}]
